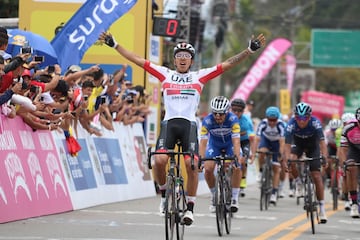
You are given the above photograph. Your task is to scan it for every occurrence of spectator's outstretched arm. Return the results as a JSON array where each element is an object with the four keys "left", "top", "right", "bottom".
[
  {"left": 221, "top": 33, "right": 266, "bottom": 72},
  {"left": 99, "top": 32, "right": 146, "bottom": 67},
  {"left": 0, "top": 83, "right": 22, "bottom": 105}
]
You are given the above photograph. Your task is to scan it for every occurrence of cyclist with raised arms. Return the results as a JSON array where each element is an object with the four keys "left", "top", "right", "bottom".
[
  {"left": 199, "top": 96, "right": 244, "bottom": 213},
  {"left": 230, "top": 98, "right": 256, "bottom": 197},
  {"left": 339, "top": 108, "right": 360, "bottom": 218},
  {"left": 253, "top": 106, "right": 285, "bottom": 205},
  {"left": 283, "top": 102, "right": 329, "bottom": 224},
  {"left": 99, "top": 32, "right": 265, "bottom": 225}
]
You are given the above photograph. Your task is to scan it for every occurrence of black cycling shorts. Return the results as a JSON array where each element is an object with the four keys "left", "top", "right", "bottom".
[
  {"left": 291, "top": 135, "right": 321, "bottom": 171},
  {"left": 156, "top": 118, "right": 198, "bottom": 154}
]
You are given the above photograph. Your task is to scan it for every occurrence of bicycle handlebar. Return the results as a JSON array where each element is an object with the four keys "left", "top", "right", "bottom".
[
  {"left": 256, "top": 151, "right": 279, "bottom": 155},
  {"left": 287, "top": 156, "right": 324, "bottom": 165},
  {"left": 198, "top": 155, "right": 239, "bottom": 169},
  {"left": 146, "top": 147, "right": 195, "bottom": 170},
  {"left": 344, "top": 162, "right": 360, "bottom": 171}
]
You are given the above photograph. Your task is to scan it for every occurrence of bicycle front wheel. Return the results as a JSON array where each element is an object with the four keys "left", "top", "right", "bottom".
[
  {"left": 224, "top": 173, "right": 232, "bottom": 234},
  {"left": 332, "top": 169, "right": 339, "bottom": 210},
  {"left": 165, "top": 179, "right": 176, "bottom": 240},
  {"left": 260, "top": 166, "right": 271, "bottom": 211},
  {"left": 177, "top": 182, "right": 186, "bottom": 240},
  {"left": 306, "top": 180, "right": 315, "bottom": 234},
  {"left": 215, "top": 174, "right": 224, "bottom": 236}
]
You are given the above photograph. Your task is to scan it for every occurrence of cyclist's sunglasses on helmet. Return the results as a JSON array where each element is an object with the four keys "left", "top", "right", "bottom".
[
  {"left": 175, "top": 52, "right": 192, "bottom": 59},
  {"left": 295, "top": 114, "right": 310, "bottom": 121},
  {"left": 231, "top": 107, "right": 244, "bottom": 113}
]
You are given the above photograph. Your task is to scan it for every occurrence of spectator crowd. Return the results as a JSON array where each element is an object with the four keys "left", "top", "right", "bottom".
[{"left": 0, "top": 27, "right": 151, "bottom": 154}]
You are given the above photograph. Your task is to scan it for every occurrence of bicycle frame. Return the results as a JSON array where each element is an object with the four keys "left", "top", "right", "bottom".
[
  {"left": 199, "top": 152, "right": 238, "bottom": 236},
  {"left": 288, "top": 156, "right": 322, "bottom": 234},
  {"left": 147, "top": 146, "right": 194, "bottom": 240},
  {"left": 257, "top": 151, "right": 277, "bottom": 211}
]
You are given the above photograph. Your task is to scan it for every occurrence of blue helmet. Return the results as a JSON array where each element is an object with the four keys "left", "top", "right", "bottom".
[
  {"left": 265, "top": 106, "right": 280, "bottom": 119},
  {"left": 294, "top": 102, "right": 312, "bottom": 116}
]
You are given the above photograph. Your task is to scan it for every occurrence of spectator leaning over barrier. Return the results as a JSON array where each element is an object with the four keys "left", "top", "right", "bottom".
[
  {"left": 0, "top": 55, "right": 22, "bottom": 118},
  {"left": 0, "top": 27, "right": 11, "bottom": 61}
]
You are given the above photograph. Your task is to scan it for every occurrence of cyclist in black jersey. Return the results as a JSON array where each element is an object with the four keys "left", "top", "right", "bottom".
[
  {"left": 283, "top": 102, "right": 329, "bottom": 224},
  {"left": 100, "top": 32, "right": 265, "bottom": 225}
]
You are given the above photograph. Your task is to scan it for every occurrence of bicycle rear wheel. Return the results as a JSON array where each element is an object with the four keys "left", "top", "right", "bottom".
[
  {"left": 215, "top": 175, "right": 224, "bottom": 236},
  {"left": 165, "top": 179, "right": 177, "bottom": 240},
  {"left": 224, "top": 174, "right": 232, "bottom": 234}
]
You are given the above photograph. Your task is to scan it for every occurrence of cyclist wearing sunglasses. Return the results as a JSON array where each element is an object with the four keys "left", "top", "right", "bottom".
[
  {"left": 339, "top": 108, "right": 360, "bottom": 218},
  {"left": 199, "top": 96, "right": 244, "bottom": 213},
  {"left": 283, "top": 102, "right": 329, "bottom": 223},
  {"left": 99, "top": 32, "right": 265, "bottom": 225},
  {"left": 230, "top": 98, "right": 256, "bottom": 198},
  {"left": 254, "top": 106, "right": 285, "bottom": 205}
]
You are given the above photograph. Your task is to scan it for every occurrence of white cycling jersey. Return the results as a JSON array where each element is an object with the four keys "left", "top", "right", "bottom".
[{"left": 144, "top": 60, "right": 223, "bottom": 122}]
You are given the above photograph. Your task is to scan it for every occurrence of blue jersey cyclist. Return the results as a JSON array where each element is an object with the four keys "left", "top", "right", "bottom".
[
  {"left": 254, "top": 106, "right": 285, "bottom": 205},
  {"left": 199, "top": 96, "right": 244, "bottom": 213},
  {"left": 283, "top": 102, "right": 329, "bottom": 224},
  {"left": 230, "top": 98, "right": 256, "bottom": 197}
]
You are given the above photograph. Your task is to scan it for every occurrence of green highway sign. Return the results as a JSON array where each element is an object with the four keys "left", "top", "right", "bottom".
[{"left": 311, "top": 29, "right": 360, "bottom": 67}]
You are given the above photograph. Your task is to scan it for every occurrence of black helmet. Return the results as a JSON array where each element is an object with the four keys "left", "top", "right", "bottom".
[
  {"left": 294, "top": 102, "right": 312, "bottom": 116},
  {"left": 231, "top": 98, "right": 246, "bottom": 108},
  {"left": 355, "top": 107, "right": 360, "bottom": 122}
]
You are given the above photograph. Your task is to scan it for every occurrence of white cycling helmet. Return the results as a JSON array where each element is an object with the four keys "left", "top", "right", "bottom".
[
  {"left": 210, "top": 96, "right": 230, "bottom": 114},
  {"left": 328, "top": 119, "right": 342, "bottom": 129},
  {"left": 341, "top": 112, "right": 355, "bottom": 124},
  {"left": 174, "top": 42, "right": 196, "bottom": 58}
]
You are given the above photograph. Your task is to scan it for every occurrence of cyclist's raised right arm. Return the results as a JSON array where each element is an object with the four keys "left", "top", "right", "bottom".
[{"left": 99, "top": 32, "right": 146, "bottom": 68}]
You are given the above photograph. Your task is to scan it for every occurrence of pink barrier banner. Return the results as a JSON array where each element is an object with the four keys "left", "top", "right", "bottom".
[
  {"left": 286, "top": 54, "right": 296, "bottom": 94},
  {"left": 231, "top": 38, "right": 292, "bottom": 101},
  {"left": 0, "top": 116, "right": 72, "bottom": 223},
  {"left": 301, "top": 90, "right": 345, "bottom": 119}
]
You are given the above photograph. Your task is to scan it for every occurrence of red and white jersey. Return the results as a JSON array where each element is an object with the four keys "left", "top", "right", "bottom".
[{"left": 144, "top": 60, "right": 223, "bottom": 122}]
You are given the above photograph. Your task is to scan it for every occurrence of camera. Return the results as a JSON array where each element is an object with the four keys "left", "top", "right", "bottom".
[
  {"left": 100, "top": 95, "right": 106, "bottom": 104},
  {"left": 20, "top": 47, "right": 33, "bottom": 54},
  {"left": 34, "top": 56, "right": 44, "bottom": 62},
  {"left": 125, "top": 95, "right": 134, "bottom": 104},
  {"left": 48, "top": 65, "right": 55, "bottom": 74},
  {"left": 30, "top": 85, "right": 39, "bottom": 94}
]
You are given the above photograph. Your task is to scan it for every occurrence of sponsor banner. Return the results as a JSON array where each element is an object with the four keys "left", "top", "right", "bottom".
[
  {"left": 51, "top": 0, "right": 138, "bottom": 70},
  {"left": 53, "top": 121, "right": 156, "bottom": 210},
  {"left": 285, "top": 54, "right": 296, "bottom": 94},
  {"left": 231, "top": 38, "right": 292, "bottom": 101},
  {"left": 0, "top": 116, "right": 72, "bottom": 223},
  {"left": 301, "top": 90, "right": 345, "bottom": 120}
]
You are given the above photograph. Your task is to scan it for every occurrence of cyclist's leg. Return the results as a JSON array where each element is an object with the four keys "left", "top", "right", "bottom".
[
  {"left": 346, "top": 148, "right": 360, "bottom": 218},
  {"left": 270, "top": 142, "right": 281, "bottom": 203},
  {"left": 181, "top": 120, "right": 199, "bottom": 224},
  {"left": 240, "top": 140, "right": 250, "bottom": 196},
  {"left": 203, "top": 146, "right": 218, "bottom": 211},
  {"left": 154, "top": 120, "right": 175, "bottom": 208},
  {"left": 290, "top": 144, "right": 303, "bottom": 197},
  {"left": 257, "top": 136, "right": 271, "bottom": 182},
  {"left": 308, "top": 144, "right": 327, "bottom": 223}
]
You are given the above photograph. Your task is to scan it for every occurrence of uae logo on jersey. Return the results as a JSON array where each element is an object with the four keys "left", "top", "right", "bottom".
[{"left": 167, "top": 89, "right": 196, "bottom": 96}]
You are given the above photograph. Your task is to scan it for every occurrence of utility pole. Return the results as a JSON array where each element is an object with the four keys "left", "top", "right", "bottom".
[{"left": 208, "top": 0, "right": 228, "bottom": 98}]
